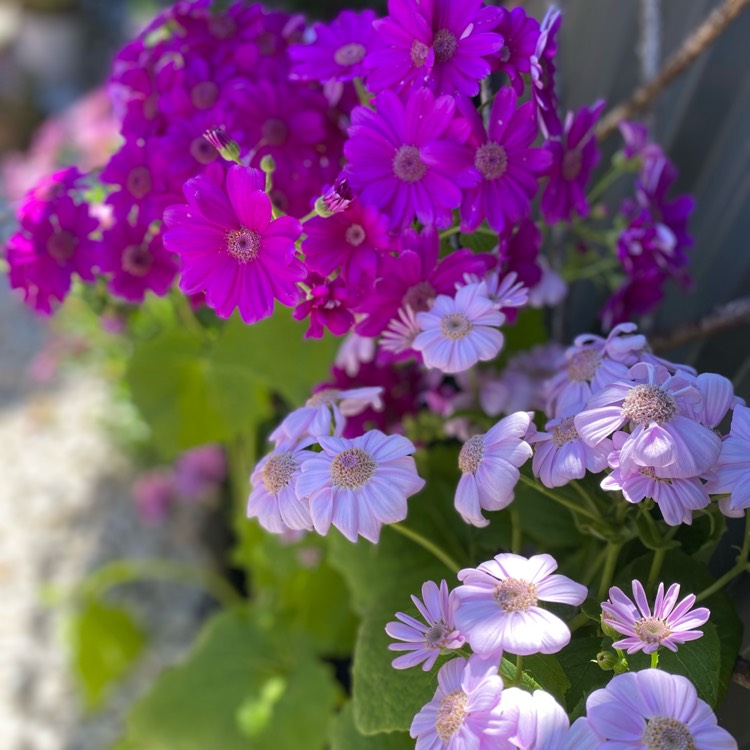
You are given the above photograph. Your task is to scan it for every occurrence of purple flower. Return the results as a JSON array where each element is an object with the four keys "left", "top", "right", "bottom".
[
  {"left": 365, "top": 0, "right": 503, "bottom": 98},
  {"left": 490, "top": 7, "right": 540, "bottom": 95},
  {"left": 531, "top": 416, "right": 612, "bottom": 489},
  {"left": 459, "top": 88, "right": 552, "bottom": 234},
  {"left": 316, "top": 176, "right": 355, "bottom": 216},
  {"left": 541, "top": 101, "right": 605, "bottom": 225},
  {"left": 386, "top": 580, "right": 465, "bottom": 670},
  {"left": 344, "top": 88, "right": 475, "bottom": 231},
  {"left": 454, "top": 412, "right": 533, "bottom": 527},
  {"left": 601, "top": 272, "right": 668, "bottom": 330},
  {"left": 707, "top": 404, "right": 750, "bottom": 513},
  {"left": 413, "top": 282, "right": 505, "bottom": 374},
  {"left": 530, "top": 9, "right": 563, "bottom": 138},
  {"left": 499, "top": 688, "right": 570, "bottom": 750},
  {"left": 454, "top": 553, "right": 587, "bottom": 658},
  {"left": 293, "top": 272, "right": 356, "bottom": 339},
  {"left": 602, "top": 580, "right": 710, "bottom": 655},
  {"left": 163, "top": 165, "right": 305, "bottom": 324},
  {"left": 174, "top": 444, "right": 226, "bottom": 500},
  {"left": 295, "top": 430, "right": 425, "bottom": 543},
  {"left": 290, "top": 10, "right": 378, "bottom": 83},
  {"left": 133, "top": 469, "right": 178, "bottom": 526},
  {"left": 585, "top": 669, "right": 736, "bottom": 750},
  {"left": 410, "top": 655, "right": 511, "bottom": 749},
  {"left": 574, "top": 363, "right": 722, "bottom": 479}
]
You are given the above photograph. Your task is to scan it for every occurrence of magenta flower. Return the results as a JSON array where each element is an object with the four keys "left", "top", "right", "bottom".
[
  {"left": 247, "top": 441, "right": 315, "bottom": 534},
  {"left": 163, "top": 164, "right": 305, "bottom": 324},
  {"left": 295, "top": 430, "right": 425, "bottom": 543},
  {"left": 316, "top": 176, "right": 355, "bottom": 216},
  {"left": 290, "top": 9, "right": 378, "bottom": 83},
  {"left": 500, "top": 688, "right": 570, "bottom": 750},
  {"left": 490, "top": 7, "right": 540, "bottom": 95},
  {"left": 365, "top": 0, "right": 503, "bottom": 98},
  {"left": 410, "top": 656, "right": 510, "bottom": 750},
  {"left": 385, "top": 580, "right": 465, "bottom": 671},
  {"left": 454, "top": 553, "right": 587, "bottom": 658},
  {"left": 459, "top": 88, "right": 552, "bottom": 234},
  {"left": 706, "top": 404, "right": 750, "bottom": 512},
  {"left": 293, "top": 273, "right": 356, "bottom": 339},
  {"left": 541, "top": 101, "right": 605, "bottom": 225},
  {"left": 133, "top": 469, "right": 177, "bottom": 526},
  {"left": 530, "top": 9, "right": 562, "bottom": 138},
  {"left": 454, "top": 412, "right": 533, "bottom": 527},
  {"left": 585, "top": 669, "right": 736, "bottom": 750},
  {"left": 602, "top": 580, "right": 710, "bottom": 655},
  {"left": 413, "top": 282, "right": 505, "bottom": 374},
  {"left": 531, "top": 416, "right": 612, "bottom": 489},
  {"left": 344, "top": 88, "right": 476, "bottom": 231}
]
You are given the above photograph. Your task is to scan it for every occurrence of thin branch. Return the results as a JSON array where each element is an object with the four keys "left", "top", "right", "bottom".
[
  {"left": 597, "top": 0, "right": 750, "bottom": 140},
  {"left": 650, "top": 296, "right": 750, "bottom": 352}
]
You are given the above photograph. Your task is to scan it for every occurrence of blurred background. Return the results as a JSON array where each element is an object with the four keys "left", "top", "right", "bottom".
[{"left": 0, "top": 0, "right": 748, "bottom": 748}]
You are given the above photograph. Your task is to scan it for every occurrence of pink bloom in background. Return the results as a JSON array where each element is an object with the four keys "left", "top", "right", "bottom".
[
  {"left": 541, "top": 100, "right": 605, "bottom": 225},
  {"left": 16, "top": 166, "right": 85, "bottom": 225},
  {"left": 380, "top": 305, "right": 422, "bottom": 356},
  {"left": 531, "top": 416, "right": 612, "bottom": 489},
  {"left": 490, "top": 7, "right": 540, "bottom": 95},
  {"left": 530, "top": 8, "right": 562, "bottom": 138},
  {"left": 707, "top": 404, "right": 750, "bottom": 513},
  {"left": 247, "top": 441, "right": 314, "bottom": 534},
  {"left": 410, "top": 655, "right": 510, "bottom": 750},
  {"left": 133, "top": 469, "right": 178, "bottom": 525},
  {"left": 386, "top": 579, "right": 465, "bottom": 670},
  {"left": 290, "top": 9, "right": 378, "bottom": 82},
  {"left": 174, "top": 444, "right": 227, "bottom": 500},
  {"left": 454, "top": 553, "right": 587, "bottom": 657},
  {"left": 460, "top": 88, "right": 551, "bottom": 234},
  {"left": 293, "top": 272, "right": 356, "bottom": 339},
  {"left": 163, "top": 164, "right": 304, "bottom": 323},
  {"left": 413, "top": 282, "right": 505, "bottom": 374},
  {"left": 270, "top": 386, "right": 383, "bottom": 444},
  {"left": 334, "top": 333, "right": 376, "bottom": 377},
  {"left": 296, "top": 430, "right": 425, "bottom": 543},
  {"left": 585, "top": 670, "right": 736, "bottom": 750},
  {"left": 344, "top": 88, "right": 475, "bottom": 231},
  {"left": 500, "top": 688, "right": 570, "bottom": 750},
  {"left": 454, "top": 411, "right": 533, "bottom": 527},
  {"left": 602, "top": 580, "right": 710, "bottom": 655}
]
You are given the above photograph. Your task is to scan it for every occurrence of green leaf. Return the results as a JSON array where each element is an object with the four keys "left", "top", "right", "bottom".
[
  {"left": 460, "top": 230, "right": 498, "bottom": 254},
  {"left": 514, "top": 477, "right": 585, "bottom": 549},
  {"left": 523, "top": 654, "right": 571, "bottom": 703},
  {"left": 126, "top": 610, "right": 340, "bottom": 750},
  {"left": 66, "top": 600, "right": 145, "bottom": 710},
  {"left": 557, "top": 636, "right": 609, "bottom": 716},
  {"left": 330, "top": 703, "right": 413, "bottom": 750}
]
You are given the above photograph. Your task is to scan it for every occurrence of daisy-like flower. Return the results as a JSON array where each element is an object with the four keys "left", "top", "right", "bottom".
[
  {"left": 410, "top": 655, "right": 511, "bottom": 750},
  {"left": 453, "top": 553, "right": 587, "bottom": 658},
  {"left": 413, "top": 282, "right": 505, "bottom": 374},
  {"left": 380, "top": 305, "right": 422, "bottom": 355},
  {"left": 344, "top": 88, "right": 476, "bottom": 232},
  {"left": 500, "top": 688, "right": 570, "bottom": 750},
  {"left": 490, "top": 7, "right": 541, "bottom": 95},
  {"left": 707, "top": 404, "right": 750, "bottom": 512},
  {"left": 574, "top": 362, "right": 722, "bottom": 480},
  {"left": 162, "top": 164, "right": 305, "bottom": 324},
  {"left": 454, "top": 411, "right": 533, "bottom": 527},
  {"left": 601, "top": 580, "right": 710, "bottom": 655},
  {"left": 296, "top": 430, "right": 425, "bottom": 543},
  {"left": 530, "top": 8, "right": 562, "bottom": 138},
  {"left": 531, "top": 415, "right": 612, "bottom": 489},
  {"left": 247, "top": 441, "right": 314, "bottom": 534},
  {"left": 269, "top": 386, "right": 383, "bottom": 444},
  {"left": 385, "top": 579, "right": 465, "bottom": 671},
  {"left": 584, "top": 669, "right": 737, "bottom": 750},
  {"left": 289, "top": 9, "right": 378, "bottom": 83}
]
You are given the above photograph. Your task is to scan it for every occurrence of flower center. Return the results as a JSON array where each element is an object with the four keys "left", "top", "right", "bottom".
[
  {"left": 425, "top": 622, "right": 447, "bottom": 646},
  {"left": 458, "top": 435, "right": 484, "bottom": 474},
  {"left": 639, "top": 466, "right": 672, "bottom": 484},
  {"left": 642, "top": 717, "right": 696, "bottom": 750},
  {"left": 307, "top": 388, "right": 340, "bottom": 407},
  {"left": 345, "top": 223, "right": 366, "bottom": 247},
  {"left": 622, "top": 384, "right": 678, "bottom": 426},
  {"left": 493, "top": 578, "right": 538, "bottom": 612},
  {"left": 440, "top": 312, "right": 472, "bottom": 341},
  {"left": 562, "top": 148, "right": 583, "bottom": 181},
  {"left": 261, "top": 451, "right": 297, "bottom": 494},
  {"left": 330, "top": 447, "right": 376, "bottom": 489},
  {"left": 191, "top": 81, "right": 218, "bottom": 110},
  {"left": 410, "top": 39, "right": 430, "bottom": 67},
  {"left": 475, "top": 142, "right": 508, "bottom": 180},
  {"left": 433, "top": 28, "right": 458, "bottom": 63},
  {"left": 262, "top": 118, "right": 288, "bottom": 146},
  {"left": 566, "top": 349, "right": 601, "bottom": 382},
  {"left": 402, "top": 281, "right": 436, "bottom": 313},
  {"left": 127, "top": 166, "right": 152, "bottom": 199},
  {"left": 633, "top": 616, "right": 671, "bottom": 644},
  {"left": 393, "top": 145, "right": 427, "bottom": 183},
  {"left": 190, "top": 136, "right": 219, "bottom": 165},
  {"left": 226, "top": 228, "right": 261, "bottom": 263},
  {"left": 334, "top": 42, "right": 367, "bottom": 66},
  {"left": 121, "top": 244, "right": 153, "bottom": 277},
  {"left": 551, "top": 416, "right": 579, "bottom": 447},
  {"left": 47, "top": 230, "right": 77, "bottom": 264},
  {"left": 435, "top": 690, "right": 468, "bottom": 742}
]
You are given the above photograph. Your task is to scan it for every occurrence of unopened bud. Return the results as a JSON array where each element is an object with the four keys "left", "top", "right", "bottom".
[
  {"left": 314, "top": 177, "right": 354, "bottom": 217},
  {"left": 595, "top": 650, "right": 619, "bottom": 671},
  {"left": 260, "top": 155, "right": 276, "bottom": 174},
  {"left": 203, "top": 127, "right": 241, "bottom": 163},
  {"left": 600, "top": 614, "right": 620, "bottom": 640}
]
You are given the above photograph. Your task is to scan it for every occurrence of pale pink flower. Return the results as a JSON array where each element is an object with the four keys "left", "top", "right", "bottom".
[
  {"left": 707, "top": 403, "right": 750, "bottom": 513},
  {"left": 334, "top": 332, "right": 376, "bottom": 377},
  {"left": 500, "top": 688, "right": 570, "bottom": 750}
]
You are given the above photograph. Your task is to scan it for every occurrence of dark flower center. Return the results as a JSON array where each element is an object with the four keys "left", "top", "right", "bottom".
[
  {"left": 191, "top": 81, "right": 218, "bottom": 110},
  {"left": 475, "top": 142, "right": 508, "bottom": 180},
  {"left": 402, "top": 281, "right": 435, "bottom": 313},
  {"left": 127, "top": 166, "right": 152, "bottom": 199},
  {"left": 47, "top": 231, "right": 77, "bottom": 264},
  {"left": 334, "top": 42, "right": 367, "bottom": 66},
  {"left": 122, "top": 244, "right": 153, "bottom": 277},
  {"left": 190, "top": 136, "right": 219, "bottom": 165},
  {"left": 330, "top": 448, "right": 376, "bottom": 488},
  {"left": 393, "top": 145, "right": 427, "bottom": 183},
  {"left": 410, "top": 39, "right": 430, "bottom": 67},
  {"left": 642, "top": 717, "right": 695, "bottom": 750},
  {"left": 433, "top": 28, "right": 458, "bottom": 63},
  {"left": 425, "top": 622, "right": 447, "bottom": 645},
  {"left": 622, "top": 384, "right": 678, "bottom": 425},
  {"left": 345, "top": 223, "right": 366, "bottom": 247},
  {"left": 226, "top": 228, "right": 261, "bottom": 263},
  {"left": 263, "top": 118, "right": 288, "bottom": 146},
  {"left": 562, "top": 149, "right": 583, "bottom": 181}
]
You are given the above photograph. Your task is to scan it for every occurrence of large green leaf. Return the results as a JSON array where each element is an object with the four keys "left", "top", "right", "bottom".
[
  {"left": 330, "top": 703, "right": 413, "bottom": 750},
  {"left": 557, "top": 635, "right": 610, "bottom": 716}
]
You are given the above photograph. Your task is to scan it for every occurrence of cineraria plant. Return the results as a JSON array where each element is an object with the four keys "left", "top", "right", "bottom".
[{"left": 3, "top": 0, "right": 748, "bottom": 747}]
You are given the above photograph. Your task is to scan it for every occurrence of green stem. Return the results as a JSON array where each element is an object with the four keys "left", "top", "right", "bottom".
[
  {"left": 647, "top": 547, "right": 667, "bottom": 591},
  {"left": 510, "top": 506, "right": 522, "bottom": 555},
  {"left": 514, "top": 654, "right": 524, "bottom": 686},
  {"left": 597, "top": 542, "right": 623, "bottom": 601},
  {"left": 299, "top": 209, "right": 318, "bottom": 224},
  {"left": 517, "top": 474, "right": 599, "bottom": 522},
  {"left": 569, "top": 480, "right": 601, "bottom": 517},
  {"left": 174, "top": 292, "right": 204, "bottom": 336},
  {"left": 586, "top": 164, "right": 626, "bottom": 204},
  {"left": 439, "top": 226, "right": 462, "bottom": 240},
  {"left": 580, "top": 543, "right": 609, "bottom": 587},
  {"left": 650, "top": 650, "right": 660, "bottom": 668},
  {"left": 568, "top": 612, "right": 591, "bottom": 633},
  {"left": 353, "top": 77, "right": 374, "bottom": 108},
  {"left": 696, "top": 510, "right": 750, "bottom": 602},
  {"left": 390, "top": 523, "right": 461, "bottom": 575}
]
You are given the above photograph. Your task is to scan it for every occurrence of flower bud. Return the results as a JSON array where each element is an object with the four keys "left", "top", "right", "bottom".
[
  {"left": 314, "top": 177, "right": 354, "bottom": 217},
  {"left": 202, "top": 127, "right": 241, "bottom": 163}
]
